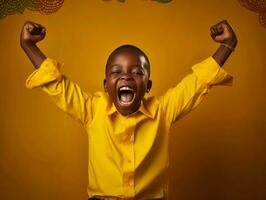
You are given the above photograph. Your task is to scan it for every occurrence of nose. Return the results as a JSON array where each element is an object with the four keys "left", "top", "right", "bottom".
[{"left": 120, "top": 73, "right": 133, "bottom": 81}]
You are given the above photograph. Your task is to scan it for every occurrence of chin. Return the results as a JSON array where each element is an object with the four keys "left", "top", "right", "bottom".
[{"left": 116, "top": 100, "right": 140, "bottom": 116}]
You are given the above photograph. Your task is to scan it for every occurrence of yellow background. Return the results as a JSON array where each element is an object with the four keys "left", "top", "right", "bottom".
[{"left": 0, "top": 0, "right": 266, "bottom": 199}]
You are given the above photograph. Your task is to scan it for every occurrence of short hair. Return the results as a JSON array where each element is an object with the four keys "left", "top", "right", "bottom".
[{"left": 105, "top": 44, "right": 151, "bottom": 77}]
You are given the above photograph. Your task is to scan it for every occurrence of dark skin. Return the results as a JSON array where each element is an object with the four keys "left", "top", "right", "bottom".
[
  {"left": 104, "top": 48, "right": 152, "bottom": 116},
  {"left": 20, "top": 21, "right": 47, "bottom": 68},
  {"left": 20, "top": 20, "right": 237, "bottom": 116},
  {"left": 210, "top": 20, "right": 237, "bottom": 66}
]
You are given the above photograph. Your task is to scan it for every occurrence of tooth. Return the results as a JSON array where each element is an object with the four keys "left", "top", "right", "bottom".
[{"left": 120, "top": 87, "right": 134, "bottom": 91}]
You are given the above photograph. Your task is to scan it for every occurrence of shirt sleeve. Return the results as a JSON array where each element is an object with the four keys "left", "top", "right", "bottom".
[
  {"left": 25, "top": 58, "right": 93, "bottom": 126},
  {"left": 158, "top": 56, "right": 233, "bottom": 125}
]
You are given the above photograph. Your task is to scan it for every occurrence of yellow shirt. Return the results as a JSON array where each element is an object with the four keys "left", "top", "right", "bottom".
[{"left": 26, "top": 57, "right": 233, "bottom": 200}]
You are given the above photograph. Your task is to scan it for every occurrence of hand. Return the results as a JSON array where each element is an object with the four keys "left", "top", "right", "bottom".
[
  {"left": 20, "top": 21, "right": 46, "bottom": 46},
  {"left": 210, "top": 20, "right": 237, "bottom": 48},
  {"left": 20, "top": 21, "right": 47, "bottom": 68}
]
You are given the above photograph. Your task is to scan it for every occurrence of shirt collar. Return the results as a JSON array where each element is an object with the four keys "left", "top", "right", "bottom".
[
  {"left": 106, "top": 103, "right": 117, "bottom": 116},
  {"left": 106, "top": 98, "right": 156, "bottom": 119}
]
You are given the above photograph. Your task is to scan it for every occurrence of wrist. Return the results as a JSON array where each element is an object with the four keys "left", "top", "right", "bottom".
[
  {"left": 220, "top": 43, "right": 235, "bottom": 52},
  {"left": 20, "top": 39, "right": 36, "bottom": 49},
  {"left": 223, "top": 37, "right": 237, "bottom": 48}
]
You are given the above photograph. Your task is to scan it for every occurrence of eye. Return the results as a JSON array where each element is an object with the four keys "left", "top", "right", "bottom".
[
  {"left": 132, "top": 70, "right": 144, "bottom": 76},
  {"left": 110, "top": 70, "right": 121, "bottom": 75}
]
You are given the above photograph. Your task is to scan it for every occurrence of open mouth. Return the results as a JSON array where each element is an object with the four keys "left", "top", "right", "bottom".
[{"left": 118, "top": 86, "right": 136, "bottom": 106}]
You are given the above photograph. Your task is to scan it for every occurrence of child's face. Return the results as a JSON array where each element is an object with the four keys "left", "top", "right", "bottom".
[{"left": 104, "top": 48, "right": 152, "bottom": 116}]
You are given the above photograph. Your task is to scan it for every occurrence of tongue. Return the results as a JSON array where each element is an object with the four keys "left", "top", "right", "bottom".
[{"left": 120, "top": 92, "right": 134, "bottom": 103}]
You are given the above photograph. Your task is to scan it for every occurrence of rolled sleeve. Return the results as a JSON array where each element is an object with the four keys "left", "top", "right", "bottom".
[
  {"left": 26, "top": 58, "right": 63, "bottom": 89},
  {"left": 25, "top": 58, "right": 93, "bottom": 126},
  {"left": 192, "top": 56, "right": 233, "bottom": 86},
  {"left": 159, "top": 57, "right": 234, "bottom": 125}
]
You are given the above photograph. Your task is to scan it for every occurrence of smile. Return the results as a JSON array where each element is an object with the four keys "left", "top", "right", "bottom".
[{"left": 118, "top": 86, "right": 136, "bottom": 106}]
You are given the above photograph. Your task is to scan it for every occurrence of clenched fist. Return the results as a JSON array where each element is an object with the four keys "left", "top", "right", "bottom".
[
  {"left": 20, "top": 21, "right": 47, "bottom": 68},
  {"left": 210, "top": 20, "right": 237, "bottom": 48},
  {"left": 20, "top": 21, "right": 46, "bottom": 46}
]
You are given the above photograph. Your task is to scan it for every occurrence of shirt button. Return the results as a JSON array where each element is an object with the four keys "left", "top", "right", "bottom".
[
  {"left": 129, "top": 134, "right": 134, "bottom": 142},
  {"left": 128, "top": 180, "right": 134, "bottom": 187}
]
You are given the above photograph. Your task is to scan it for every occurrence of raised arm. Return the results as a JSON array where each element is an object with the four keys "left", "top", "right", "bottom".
[
  {"left": 20, "top": 21, "right": 47, "bottom": 68},
  {"left": 20, "top": 21, "right": 94, "bottom": 126},
  {"left": 159, "top": 20, "right": 235, "bottom": 125},
  {"left": 210, "top": 20, "right": 238, "bottom": 67}
]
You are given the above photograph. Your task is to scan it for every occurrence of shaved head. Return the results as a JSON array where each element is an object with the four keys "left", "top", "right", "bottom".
[{"left": 105, "top": 44, "right": 150, "bottom": 78}]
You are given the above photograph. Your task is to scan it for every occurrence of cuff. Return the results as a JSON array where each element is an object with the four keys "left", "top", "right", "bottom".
[
  {"left": 25, "top": 58, "right": 63, "bottom": 89},
  {"left": 192, "top": 57, "right": 233, "bottom": 86}
]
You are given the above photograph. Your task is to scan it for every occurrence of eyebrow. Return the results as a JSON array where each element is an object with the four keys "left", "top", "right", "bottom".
[{"left": 109, "top": 64, "right": 144, "bottom": 68}]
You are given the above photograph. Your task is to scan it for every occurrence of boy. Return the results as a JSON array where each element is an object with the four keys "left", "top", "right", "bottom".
[{"left": 20, "top": 20, "right": 237, "bottom": 200}]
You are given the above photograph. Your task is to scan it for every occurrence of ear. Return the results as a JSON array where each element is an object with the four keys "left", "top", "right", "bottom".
[
  {"left": 146, "top": 80, "right": 152, "bottom": 93},
  {"left": 103, "top": 79, "right": 107, "bottom": 92}
]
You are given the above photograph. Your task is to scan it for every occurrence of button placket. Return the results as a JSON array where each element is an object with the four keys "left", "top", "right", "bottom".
[{"left": 122, "top": 117, "right": 136, "bottom": 198}]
